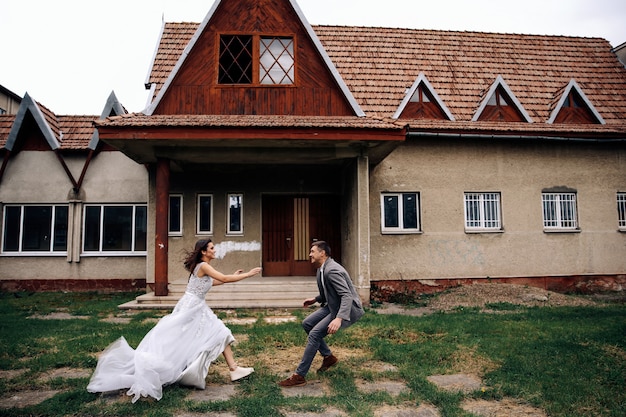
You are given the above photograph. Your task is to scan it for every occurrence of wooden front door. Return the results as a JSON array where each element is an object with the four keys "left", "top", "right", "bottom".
[{"left": 262, "top": 195, "right": 341, "bottom": 276}]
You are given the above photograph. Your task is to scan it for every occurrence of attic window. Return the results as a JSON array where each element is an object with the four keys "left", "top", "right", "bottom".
[
  {"left": 260, "top": 37, "right": 295, "bottom": 84},
  {"left": 472, "top": 76, "right": 532, "bottom": 123},
  {"left": 477, "top": 86, "right": 526, "bottom": 122},
  {"left": 398, "top": 84, "right": 449, "bottom": 119},
  {"left": 218, "top": 35, "right": 295, "bottom": 85},
  {"left": 548, "top": 80, "right": 604, "bottom": 124},
  {"left": 219, "top": 35, "right": 253, "bottom": 84},
  {"left": 393, "top": 73, "right": 455, "bottom": 120}
]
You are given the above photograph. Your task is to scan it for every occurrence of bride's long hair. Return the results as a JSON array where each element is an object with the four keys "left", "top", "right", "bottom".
[{"left": 183, "top": 239, "right": 212, "bottom": 273}]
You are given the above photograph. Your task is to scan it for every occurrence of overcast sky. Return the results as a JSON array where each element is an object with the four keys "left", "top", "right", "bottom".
[{"left": 2, "top": 0, "right": 625, "bottom": 115}]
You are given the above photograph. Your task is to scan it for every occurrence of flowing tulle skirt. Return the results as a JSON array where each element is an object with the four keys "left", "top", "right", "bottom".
[{"left": 87, "top": 293, "right": 234, "bottom": 402}]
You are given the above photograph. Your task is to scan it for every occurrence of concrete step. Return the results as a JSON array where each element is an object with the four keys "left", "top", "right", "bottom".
[{"left": 119, "top": 276, "right": 318, "bottom": 310}]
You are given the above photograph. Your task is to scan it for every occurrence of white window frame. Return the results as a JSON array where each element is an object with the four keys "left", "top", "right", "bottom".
[
  {"left": 1, "top": 204, "right": 69, "bottom": 256},
  {"left": 542, "top": 192, "right": 579, "bottom": 231},
  {"left": 82, "top": 204, "right": 147, "bottom": 256},
  {"left": 169, "top": 194, "right": 183, "bottom": 236},
  {"left": 227, "top": 193, "right": 244, "bottom": 235},
  {"left": 380, "top": 192, "right": 421, "bottom": 234},
  {"left": 464, "top": 192, "right": 502, "bottom": 232},
  {"left": 617, "top": 192, "right": 626, "bottom": 231},
  {"left": 197, "top": 194, "right": 214, "bottom": 235}
]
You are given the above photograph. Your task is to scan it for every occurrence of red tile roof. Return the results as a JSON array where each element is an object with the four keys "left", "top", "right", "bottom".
[
  {"left": 143, "top": 23, "right": 626, "bottom": 133},
  {"left": 0, "top": 112, "right": 97, "bottom": 150}
]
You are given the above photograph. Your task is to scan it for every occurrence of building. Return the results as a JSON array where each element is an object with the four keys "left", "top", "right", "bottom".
[
  {"left": 0, "top": 92, "right": 149, "bottom": 292},
  {"left": 2, "top": 0, "right": 625, "bottom": 306},
  {"left": 0, "top": 85, "right": 22, "bottom": 115}
]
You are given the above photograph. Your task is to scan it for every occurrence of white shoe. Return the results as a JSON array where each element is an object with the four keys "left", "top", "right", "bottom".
[{"left": 230, "top": 366, "right": 254, "bottom": 381}]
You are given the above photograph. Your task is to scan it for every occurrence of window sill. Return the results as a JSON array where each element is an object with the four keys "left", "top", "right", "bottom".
[
  {"left": 381, "top": 230, "right": 423, "bottom": 235},
  {"left": 464, "top": 229, "right": 504, "bottom": 234},
  {"left": 81, "top": 252, "right": 147, "bottom": 257}
]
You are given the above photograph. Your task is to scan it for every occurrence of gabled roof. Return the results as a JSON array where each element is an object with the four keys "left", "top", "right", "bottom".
[
  {"left": 547, "top": 79, "right": 605, "bottom": 124},
  {"left": 144, "top": 0, "right": 364, "bottom": 117},
  {"left": 472, "top": 75, "right": 533, "bottom": 122},
  {"left": 146, "top": 23, "right": 626, "bottom": 130},
  {"left": 1, "top": 92, "right": 125, "bottom": 151},
  {"left": 89, "top": 91, "right": 127, "bottom": 149},
  {"left": 6, "top": 93, "right": 61, "bottom": 151},
  {"left": 392, "top": 72, "right": 455, "bottom": 120}
]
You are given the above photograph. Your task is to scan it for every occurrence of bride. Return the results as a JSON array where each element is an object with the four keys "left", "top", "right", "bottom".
[{"left": 87, "top": 239, "right": 262, "bottom": 402}]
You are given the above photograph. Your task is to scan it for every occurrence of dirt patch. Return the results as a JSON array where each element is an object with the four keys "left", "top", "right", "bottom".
[
  {"left": 0, "top": 390, "right": 60, "bottom": 409},
  {"left": 377, "top": 283, "right": 599, "bottom": 316},
  {"left": 38, "top": 367, "right": 92, "bottom": 382},
  {"left": 461, "top": 398, "right": 547, "bottom": 417}
]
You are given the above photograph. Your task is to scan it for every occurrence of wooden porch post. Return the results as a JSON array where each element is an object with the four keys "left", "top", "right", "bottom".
[{"left": 155, "top": 158, "right": 170, "bottom": 296}]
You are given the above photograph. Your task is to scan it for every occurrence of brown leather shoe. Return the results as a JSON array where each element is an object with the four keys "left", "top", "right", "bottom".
[
  {"left": 318, "top": 354, "right": 338, "bottom": 372},
  {"left": 278, "top": 373, "right": 306, "bottom": 387}
]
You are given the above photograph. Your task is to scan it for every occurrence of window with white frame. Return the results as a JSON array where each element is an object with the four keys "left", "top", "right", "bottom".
[
  {"left": 542, "top": 192, "right": 578, "bottom": 230},
  {"left": 227, "top": 194, "right": 243, "bottom": 234},
  {"left": 197, "top": 194, "right": 213, "bottom": 234},
  {"left": 83, "top": 204, "right": 147, "bottom": 254},
  {"left": 381, "top": 192, "right": 420, "bottom": 233},
  {"left": 169, "top": 194, "right": 183, "bottom": 236},
  {"left": 2, "top": 205, "right": 68, "bottom": 254},
  {"left": 617, "top": 192, "right": 626, "bottom": 230},
  {"left": 464, "top": 192, "right": 502, "bottom": 231}
]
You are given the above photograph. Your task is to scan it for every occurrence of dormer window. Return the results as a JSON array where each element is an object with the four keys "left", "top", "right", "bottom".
[
  {"left": 393, "top": 73, "right": 455, "bottom": 120},
  {"left": 477, "top": 86, "right": 526, "bottom": 122},
  {"left": 548, "top": 79, "right": 605, "bottom": 124},
  {"left": 218, "top": 35, "right": 295, "bottom": 85},
  {"left": 472, "top": 75, "right": 533, "bottom": 123}
]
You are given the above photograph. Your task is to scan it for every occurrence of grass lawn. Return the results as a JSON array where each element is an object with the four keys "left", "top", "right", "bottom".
[{"left": 0, "top": 291, "right": 624, "bottom": 417}]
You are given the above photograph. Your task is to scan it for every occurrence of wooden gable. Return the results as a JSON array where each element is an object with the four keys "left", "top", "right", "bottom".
[
  {"left": 151, "top": 0, "right": 357, "bottom": 117},
  {"left": 548, "top": 79, "right": 605, "bottom": 125}
]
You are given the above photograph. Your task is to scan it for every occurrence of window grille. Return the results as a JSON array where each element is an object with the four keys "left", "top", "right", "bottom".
[
  {"left": 260, "top": 37, "right": 294, "bottom": 84},
  {"left": 218, "top": 35, "right": 253, "bottom": 84},
  {"left": 542, "top": 192, "right": 578, "bottom": 230},
  {"left": 464, "top": 192, "right": 502, "bottom": 230}
]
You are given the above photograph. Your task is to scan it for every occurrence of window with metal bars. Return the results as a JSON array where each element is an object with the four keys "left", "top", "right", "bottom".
[
  {"left": 218, "top": 35, "right": 294, "bottom": 85},
  {"left": 542, "top": 192, "right": 578, "bottom": 230},
  {"left": 617, "top": 193, "right": 626, "bottom": 230},
  {"left": 464, "top": 192, "right": 502, "bottom": 231}
]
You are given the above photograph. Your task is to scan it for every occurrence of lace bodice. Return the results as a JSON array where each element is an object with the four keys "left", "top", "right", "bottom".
[{"left": 185, "top": 263, "right": 213, "bottom": 299}]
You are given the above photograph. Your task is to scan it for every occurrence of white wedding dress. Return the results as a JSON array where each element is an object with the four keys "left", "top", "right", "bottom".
[{"left": 87, "top": 263, "right": 235, "bottom": 402}]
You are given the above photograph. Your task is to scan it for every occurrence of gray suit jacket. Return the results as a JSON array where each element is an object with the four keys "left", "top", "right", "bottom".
[{"left": 315, "top": 258, "right": 365, "bottom": 323}]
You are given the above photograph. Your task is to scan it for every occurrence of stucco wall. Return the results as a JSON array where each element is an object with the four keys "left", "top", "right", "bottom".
[{"left": 369, "top": 138, "right": 626, "bottom": 281}]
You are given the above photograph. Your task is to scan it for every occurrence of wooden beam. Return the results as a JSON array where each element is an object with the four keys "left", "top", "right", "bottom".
[{"left": 154, "top": 158, "right": 170, "bottom": 296}]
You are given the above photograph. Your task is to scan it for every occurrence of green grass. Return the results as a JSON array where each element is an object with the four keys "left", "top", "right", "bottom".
[{"left": 0, "top": 291, "right": 624, "bottom": 416}]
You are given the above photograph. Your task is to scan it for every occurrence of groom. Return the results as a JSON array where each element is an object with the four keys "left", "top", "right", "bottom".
[{"left": 279, "top": 240, "right": 365, "bottom": 387}]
